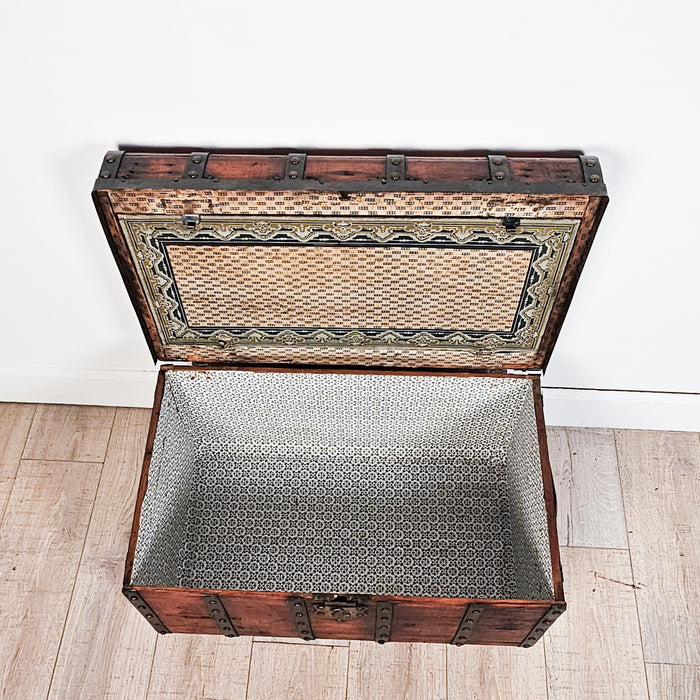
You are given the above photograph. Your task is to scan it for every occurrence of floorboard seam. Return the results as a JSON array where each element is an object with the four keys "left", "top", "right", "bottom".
[
  {"left": 612, "top": 430, "right": 652, "bottom": 700},
  {"left": 45, "top": 410, "right": 116, "bottom": 699},
  {"left": 0, "top": 403, "right": 36, "bottom": 533}
]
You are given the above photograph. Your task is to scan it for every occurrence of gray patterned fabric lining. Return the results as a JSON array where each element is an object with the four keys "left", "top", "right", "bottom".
[{"left": 130, "top": 371, "right": 554, "bottom": 600}]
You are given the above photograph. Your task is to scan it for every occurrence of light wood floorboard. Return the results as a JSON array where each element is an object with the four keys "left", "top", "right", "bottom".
[
  {"left": 447, "top": 644, "right": 547, "bottom": 699},
  {"left": 547, "top": 426, "right": 628, "bottom": 548},
  {"left": 48, "top": 408, "right": 156, "bottom": 700},
  {"left": 615, "top": 429, "right": 700, "bottom": 665},
  {"left": 0, "top": 458, "right": 102, "bottom": 700},
  {"left": 247, "top": 640, "right": 347, "bottom": 700},
  {"left": 543, "top": 547, "right": 648, "bottom": 700},
  {"left": 646, "top": 663, "right": 700, "bottom": 700},
  {"left": 0, "top": 402, "right": 35, "bottom": 523},
  {"left": 23, "top": 404, "right": 116, "bottom": 462},
  {"left": 347, "top": 642, "right": 447, "bottom": 700},
  {"left": 3, "top": 404, "right": 700, "bottom": 699},
  {"left": 148, "top": 635, "right": 253, "bottom": 699}
]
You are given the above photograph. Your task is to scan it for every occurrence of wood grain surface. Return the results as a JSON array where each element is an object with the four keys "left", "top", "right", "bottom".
[
  {"left": 0, "top": 458, "right": 102, "bottom": 699},
  {"left": 448, "top": 644, "right": 547, "bottom": 699},
  {"left": 547, "top": 427, "right": 628, "bottom": 548},
  {"left": 615, "top": 429, "right": 700, "bottom": 665},
  {"left": 247, "top": 641, "right": 347, "bottom": 700},
  {"left": 347, "top": 641, "right": 447, "bottom": 700},
  {"left": 0, "top": 402, "right": 35, "bottom": 522},
  {"left": 48, "top": 408, "right": 155, "bottom": 700},
  {"left": 646, "top": 662, "right": 700, "bottom": 700},
  {"left": 543, "top": 547, "right": 647, "bottom": 700},
  {"left": 23, "top": 404, "right": 115, "bottom": 462}
]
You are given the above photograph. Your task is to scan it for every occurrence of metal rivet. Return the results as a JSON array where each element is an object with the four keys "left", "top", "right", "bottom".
[
  {"left": 212, "top": 609, "right": 220, "bottom": 613},
  {"left": 137, "top": 605, "right": 146, "bottom": 610},
  {"left": 586, "top": 159, "right": 596, "bottom": 167},
  {"left": 378, "top": 640, "right": 386, "bottom": 645},
  {"left": 192, "top": 156, "right": 202, "bottom": 164},
  {"left": 391, "top": 157, "right": 401, "bottom": 165},
  {"left": 301, "top": 629, "right": 308, "bottom": 635},
  {"left": 294, "top": 603, "right": 302, "bottom": 608},
  {"left": 146, "top": 614, "right": 153, "bottom": 619},
  {"left": 494, "top": 171, "right": 505, "bottom": 180},
  {"left": 188, "top": 170, "right": 198, "bottom": 178},
  {"left": 296, "top": 613, "right": 303, "bottom": 617},
  {"left": 288, "top": 171, "right": 298, "bottom": 179},
  {"left": 391, "top": 173, "right": 400, "bottom": 180},
  {"left": 528, "top": 636, "right": 536, "bottom": 641},
  {"left": 130, "top": 596, "right": 138, "bottom": 601},
  {"left": 226, "top": 633, "right": 235, "bottom": 638},
  {"left": 290, "top": 156, "right": 300, "bottom": 165},
  {"left": 551, "top": 611, "right": 561, "bottom": 616},
  {"left": 589, "top": 174, "right": 600, "bottom": 182},
  {"left": 159, "top": 630, "right": 167, "bottom": 635},
  {"left": 100, "top": 171, "right": 110, "bottom": 178},
  {"left": 523, "top": 643, "right": 531, "bottom": 648},
  {"left": 303, "top": 636, "right": 311, "bottom": 641},
  {"left": 492, "top": 157, "right": 503, "bottom": 165},
  {"left": 106, "top": 155, "right": 116, "bottom": 163},
  {"left": 472, "top": 610, "right": 481, "bottom": 615},
  {"left": 219, "top": 618, "right": 226, "bottom": 623}
]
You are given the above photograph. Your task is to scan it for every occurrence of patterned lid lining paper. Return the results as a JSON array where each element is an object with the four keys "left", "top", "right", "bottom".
[
  {"left": 119, "top": 214, "right": 579, "bottom": 365},
  {"left": 131, "top": 371, "right": 554, "bottom": 600}
]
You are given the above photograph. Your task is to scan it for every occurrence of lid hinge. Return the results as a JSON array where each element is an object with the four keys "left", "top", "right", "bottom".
[
  {"left": 488, "top": 155, "right": 511, "bottom": 183},
  {"left": 386, "top": 154, "right": 406, "bottom": 182},
  {"left": 185, "top": 151, "right": 210, "bottom": 180},
  {"left": 579, "top": 155, "right": 604, "bottom": 185},
  {"left": 283, "top": 153, "right": 307, "bottom": 183}
]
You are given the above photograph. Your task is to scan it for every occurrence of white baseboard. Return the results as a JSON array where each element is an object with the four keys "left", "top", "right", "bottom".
[{"left": 0, "top": 365, "right": 698, "bottom": 431}]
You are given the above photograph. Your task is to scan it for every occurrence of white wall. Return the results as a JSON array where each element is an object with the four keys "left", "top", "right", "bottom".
[{"left": 1, "top": 1, "right": 699, "bottom": 429}]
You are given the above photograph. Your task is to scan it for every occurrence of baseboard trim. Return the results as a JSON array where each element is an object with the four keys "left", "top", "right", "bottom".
[{"left": 0, "top": 366, "right": 698, "bottom": 431}]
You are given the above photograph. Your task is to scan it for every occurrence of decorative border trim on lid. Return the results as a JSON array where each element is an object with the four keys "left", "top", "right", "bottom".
[{"left": 118, "top": 215, "right": 579, "bottom": 356}]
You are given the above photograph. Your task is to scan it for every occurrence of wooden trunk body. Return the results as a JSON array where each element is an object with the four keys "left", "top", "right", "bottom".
[{"left": 93, "top": 148, "right": 607, "bottom": 646}]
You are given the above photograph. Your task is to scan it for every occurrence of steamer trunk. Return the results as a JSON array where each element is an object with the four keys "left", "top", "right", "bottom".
[{"left": 94, "top": 148, "right": 607, "bottom": 646}]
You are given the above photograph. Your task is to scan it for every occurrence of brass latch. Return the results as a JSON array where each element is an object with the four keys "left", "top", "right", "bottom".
[{"left": 311, "top": 594, "right": 370, "bottom": 622}]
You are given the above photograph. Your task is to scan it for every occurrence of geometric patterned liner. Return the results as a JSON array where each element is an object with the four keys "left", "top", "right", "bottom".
[
  {"left": 109, "top": 189, "right": 589, "bottom": 219},
  {"left": 119, "top": 216, "right": 579, "bottom": 357},
  {"left": 130, "top": 370, "right": 555, "bottom": 600}
]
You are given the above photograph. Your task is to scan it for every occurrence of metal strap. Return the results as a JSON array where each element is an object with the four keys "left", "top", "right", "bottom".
[
  {"left": 520, "top": 604, "right": 566, "bottom": 647},
  {"left": 123, "top": 588, "right": 169, "bottom": 634},
  {"left": 185, "top": 151, "right": 210, "bottom": 180},
  {"left": 98, "top": 150, "right": 124, "bottom": 180},
  {"left": 488, "top": 155, "right": 510, "bottom": 183},
  {"left": 284, "top": 153, "right": 306, "bottom": 182},
  {"left": 374, "top": 602, "right": 394, "bottom": 644},
  {"left": 450, "top": 603, "right": 483, "bottom": 645},
  {"left": 203, "top": 594, "right": 239, "bottom": 637},
  {"left": 579, "top": 155, "right": 604, "bottom": 185},
  {"left": 386, "top": 155, "right": 406, "bottom": 182},
  {"left": 289, "top": 597, "right": 315, "bottom": 640}
]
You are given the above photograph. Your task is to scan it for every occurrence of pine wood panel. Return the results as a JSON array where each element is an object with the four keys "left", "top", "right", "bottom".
[
  {"left": 615, "top": 429, "right": 700, "bottom": 665},
  {"left": 547, "top": 427, "right": 627, "bottom": 548},
  {"left": 347, "top": 641, "right": 447, "bottom": 700},
  {"left": 544, "top": 547, "right": 647, "bottom": 699},
  {"left": 646, "top": 663, "right": 700, "bottom": 700},
  {"left": 0, "top": 403, "right": 35, "bottom": 522},
  {"left": 23, "top": 404, "right": 116, "bottom": 462},
  {"left": 447, "top": 644, "right": 547, "bottom": 699},
  {"left": 0, "top": 459, "right": 102, "bottom": 699},
  {"left": 147, "top": 635, "right": 253, "bottom": 699},
  {"left": 48, "top": 408, "right": 155, "bottom": 700},
  {"left": 246, "top": 640, "right": 347, "bottom": 700}
]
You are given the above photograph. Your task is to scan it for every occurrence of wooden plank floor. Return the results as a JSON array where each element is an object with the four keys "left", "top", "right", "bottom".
[{"left": 0, "top": 403, "right": 697, "bottom": 700}]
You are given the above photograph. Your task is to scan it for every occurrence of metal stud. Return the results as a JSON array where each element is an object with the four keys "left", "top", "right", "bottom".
[
  {"left": 122, "top": 588, "right": 169, "bottom": 635},
  {"left": 202, "top": 594, "right": 239, "bottom": 637},
  {"left": 450, "top": 604, "right": 483, "bottom": 645},
  {"left": 519, "top": 604, "right": 566, "bottom": 647}
]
